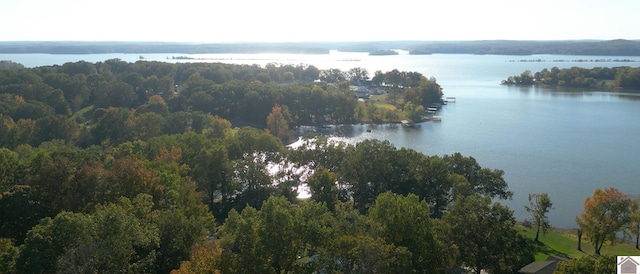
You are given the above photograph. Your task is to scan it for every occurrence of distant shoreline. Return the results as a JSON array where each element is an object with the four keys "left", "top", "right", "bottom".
[{"left": 2, "top": 39, "right": 640, "bottom": 56}]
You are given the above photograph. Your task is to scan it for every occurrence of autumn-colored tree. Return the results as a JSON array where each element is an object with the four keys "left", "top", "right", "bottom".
[
  {"left": 266, "top": 104, "right": 293, "bottom": 144},
  {"left": 131, "top": 112, "right": 165, "bottom": 141},
  {"left": 170, "top": 240, "right": 223, "bottom": 274},
  {"left": 105, "top": 156, "right": 162, "bottom": 203},
  {"left": 624, "top": 197, "right": 640, "bottom": 249},
  {"left": 576, "top": 187, "right": 635, "bottom": 255}
]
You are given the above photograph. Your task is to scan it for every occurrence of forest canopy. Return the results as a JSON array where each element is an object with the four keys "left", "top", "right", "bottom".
[
  {"left": 0, "top": 59, "right": 632, "bottom": 273},
  {"left": 0, "top": 59, "right": 443, "bottom": 148},
  {"left": 0, "top": 59, "right": 536, "bottom": 273},
  {"left": 502, "top": 66, "right": 640, "bottom": 89}
]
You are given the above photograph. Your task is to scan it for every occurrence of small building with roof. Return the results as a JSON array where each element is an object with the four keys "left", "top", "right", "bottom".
[{"left": 519, "top": 256, "right": 569, "bottom": 274}]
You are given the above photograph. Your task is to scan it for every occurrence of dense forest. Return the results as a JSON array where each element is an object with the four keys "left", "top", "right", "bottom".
[
  {"left": 0, "top": 59, "right": 637, "bottom": 273},
  {"left": 501, "top": 66, "right": 640, "bottom": 89},
  {"left": 2, "top": 39, "right": 640, "bottom": 56},
  {"left": 0, "top": 59, "right": 442, "bottom": 148}
]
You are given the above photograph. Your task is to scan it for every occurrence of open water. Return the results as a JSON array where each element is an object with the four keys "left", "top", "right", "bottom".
[{"left": 3, "top": 51, "right": 640, "bottom": 228}]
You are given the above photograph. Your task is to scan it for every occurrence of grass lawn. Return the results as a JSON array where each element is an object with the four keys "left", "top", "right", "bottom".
[
  {"left": 372, "top": 102, "right": 396, "bottom": 111},
  {"left": 518, "top": 226, "right": 640, "bottom": 261},
  {"left": 71, "top": 105, "right": 94, "bottom": 123}
]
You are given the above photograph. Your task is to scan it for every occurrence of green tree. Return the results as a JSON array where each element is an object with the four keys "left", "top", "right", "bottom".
[
  {"left": 94, "top": 81, "right": 138, "bottom": 108},
  {"left": 340, "top": 139, "right": 398, "bottom": 213},
  {"left": 258, "top": 197, "right": 304, "bottom": 273},
  {"left": 192, "top": 144, "right": 232, "bottom": 209},
  {"left": 0, "top": 148, "right": 22, "bottom": 192},
  {"left": 391, "top": 150, "right": 452, "bottom": 212},
  {"left": 443, "top": 152, "right": 513, "bottom": 200},
  {"left": 231, "top": 154, "right": 274, "bottom": 210},
  {"left": 289, "top": 137, "right": 348, "bottom": 173},
  {"left": 218, "top": 207, "right": 273, "bottom": 273},
  {"left": 307, "top": 167, "right": 339, "bottom": 212},
  {"left": 403, "top": 77, "right": 443, "bottom": 107},
  {"left": 347, "top": 67, "right": 369, "bottom": 84},
  {"left": 316, "top": 235, "right": 412, "bottom": 274},
  {"left": 233, "top": 126, "right": 284, "bottom": 158},
  {"left": 218, "top": 197, "right": 334, "bottom": 273},
  {"left": 154, "top": 204, "right": 215, "bottom": 273},
  {"left": 368, "top": 192, "right": 445, "bottom": 273},
  {"left": 440, "top": 195, "right": 534, "bottom": 274},
  {"left": 576, "top": 187, "right": 635, "bottom": 255},
  {"left": 91, "top": 107, "right": 133, "bottom": 145},
  {"left": 0, "top": 185, "right": 46, "bottom": 244},
  {"left": 16, "top": 195, "right": 160, "bottom": 274},
  {"left": 16, "top": 211, "right": 93, "bottom": 273},
  {"left": 525, "top": 192, "right": 554, "bottom": 242},
  {"left": 35, "top": 114, "right": 80, "bottom": 144},
  {"left": 25, "top": 152, "right": 83, "bottom": 216},
  {"left": 45, "top": 88, "right": 71, "bottom": 115},
  {"left": 0, "top": 115, "right": 17, "bottom": 147},
  {"left": 0, "top": 238, "right": 18, "bottom": 273},
  {"left": 319, "top": 68, "right": 347, "bottom": 83},
  {"left": 554, "top": 255, "right": 615, "bottom": 274},
  {"left": 301, "top": 65, "right": 320, "bottom": 82},
  {"left": 403, "top": 101, "right": 425, "bottom": 122}
]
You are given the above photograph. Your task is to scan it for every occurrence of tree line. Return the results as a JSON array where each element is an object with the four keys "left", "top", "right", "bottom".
[
  {"left": 501, "top": 66, "right": 640, "bottom": 89},
  {"left": 0, "top": 59, "right": 442, "bottom": 147},
  {"left": 408, "top": 39, "right": 640, "bottom": 56},
  {"left": 0, "top": 131, "right": 534, "bottom": 273},
  {"left": 5, "top": 39, "right": 640, "bottom": 56}
]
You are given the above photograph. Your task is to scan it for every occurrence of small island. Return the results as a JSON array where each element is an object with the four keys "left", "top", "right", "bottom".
[
  {"left": 501, "top": 66, "right": 640, "bottom": 89},
  {"left": 369, "top": 49, "right": 399, "bottom": 56}
]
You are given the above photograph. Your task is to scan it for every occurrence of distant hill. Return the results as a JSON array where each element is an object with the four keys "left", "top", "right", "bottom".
[
  {"left": 405, "top": 39, "right": 640, "bottom": 56},
  {"left": 0, "top": 41, "right": 331, "bottom": 54},
  {"left": 1, "top": 40, "right": 640, "bottom": 56}
]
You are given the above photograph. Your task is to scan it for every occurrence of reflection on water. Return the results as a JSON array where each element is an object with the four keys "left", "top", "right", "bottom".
[{"left": 297, "top": 86, "right": 640, "bottom": 228}]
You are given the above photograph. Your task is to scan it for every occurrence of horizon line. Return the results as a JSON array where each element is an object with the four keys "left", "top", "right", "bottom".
[{"left": 0, "top": 39, "right": 639, "bottom": 44}]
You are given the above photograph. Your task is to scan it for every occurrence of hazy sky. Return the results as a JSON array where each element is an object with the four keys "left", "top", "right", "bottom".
[{"left": 1, "top": 0, "right": 638, "bottom": 42}]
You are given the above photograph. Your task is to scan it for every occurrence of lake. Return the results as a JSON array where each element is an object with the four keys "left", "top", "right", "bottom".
[{"left": 3, "top": 51, "right": 640, "bottom": 228}]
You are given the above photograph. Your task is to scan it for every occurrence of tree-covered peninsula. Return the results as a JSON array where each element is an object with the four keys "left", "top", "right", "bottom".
[
  {"left": 0, "top": 60, "right": 443, "bottom": 146},
  {"left": 502, "top": 66, "right": 640, "bottom": 89}
]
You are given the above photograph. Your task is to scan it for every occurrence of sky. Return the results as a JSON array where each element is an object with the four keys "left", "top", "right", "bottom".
[{"left": 1, "top": 0, "right": 638, "bottom": 42}]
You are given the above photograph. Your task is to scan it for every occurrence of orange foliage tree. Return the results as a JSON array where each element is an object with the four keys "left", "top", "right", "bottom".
[
  {"left": 266, "top": 104, "right": 293, "bottom": 144},
  {"left": 170, "top": 240, "right": 223, "bottom": 274},
  {"left": 575, "top": 187, "right": 636, "bottom": 254}
]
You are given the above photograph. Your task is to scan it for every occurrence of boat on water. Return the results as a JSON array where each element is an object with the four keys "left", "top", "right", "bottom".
[{"left": 401, "top": 120, "right": 415, "bottom": 127}]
